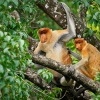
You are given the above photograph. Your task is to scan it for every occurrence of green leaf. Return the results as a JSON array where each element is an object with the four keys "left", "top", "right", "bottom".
[
  {"left": 19, "top": 39, "right": 25, "bottom": 51},
  {"left": 6, "top": 76, "right": 15, "bottom": 82},
  {"left": 82, "top": 0, "right": 89, "bottom": 7},
  {"left": 0, "top": 0, "right": 5, "bottom": 5},
  {"left": 4, "top": 87, "right": 9, "bottom": 94},
  {"left": 3, "top": 47, "right": 9, "bottom": 54},
  {"left": 13, "top": 60, "right": 20, "bottom": 67},
  {"left": 0, "top": 64, "right": 4, "bottom": 73},
  {"left": 12, "top": 0, "right": 18, "bottom": 6},
  {"left": 4, "top": 36, "right": 11, "bottom": 42},
  {"left": 19, "top": 39, "right": 24, "bottom": 47},
  {"left": 16, "top": 78, "right": 21, "bottom": 85},
  {"left": 4, "top": 32, "right": 7, "bottom": 35},
  {"left": 48, "top": 73, "right": 54, "bottom": 79},
  {"left": 95, "top": 0, "right": 100, "bottom": 5},
  {"left": 3, "top": 1, "right": 8, "bottom": 7},
  {"left": 37, "top": 69, "right": 43, "bottom": 74},
  {"left": 37, "top": 20, "right": 44, "bottom": 26},
  {"left": 0, "top": 81, "right": 5, "bottom": 89},
  {"left": 0, "top": 31, "right": 3, "bottom": 37}
]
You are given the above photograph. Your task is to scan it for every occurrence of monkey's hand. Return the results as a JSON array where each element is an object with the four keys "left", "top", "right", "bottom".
[
  {"left": 74, "top": 58, "right": 88, "bottom": 69},
  {"left": 33, "top": 42, "right": 42, "bottom": 54},
  {"left": 34, "top": 49, "right": 39, "bottom": 54}
]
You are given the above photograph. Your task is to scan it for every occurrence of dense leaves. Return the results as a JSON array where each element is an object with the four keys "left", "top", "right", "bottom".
[{"left": 0, "top": 0, "right": 33, "bottom": 99}]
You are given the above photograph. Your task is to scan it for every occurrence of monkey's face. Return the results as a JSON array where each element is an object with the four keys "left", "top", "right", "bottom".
[
  {"left": 75, "top": 38, "right": 84, "bottom": 51},
  {"left": 75, "top": 42, "right": 83, "bottom": 51},
  {"left": 38, "top": 28, "right": 52, "bottom": 43}
]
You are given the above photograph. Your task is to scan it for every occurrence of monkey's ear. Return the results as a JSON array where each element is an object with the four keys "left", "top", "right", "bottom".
[{"left": 38, "top": 28, "right": 50, "bottom": 34}]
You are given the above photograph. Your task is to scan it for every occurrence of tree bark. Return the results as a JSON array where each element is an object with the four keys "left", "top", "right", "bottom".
[{"left": 25, "top": 68, "right": 51, "bottom": 90}]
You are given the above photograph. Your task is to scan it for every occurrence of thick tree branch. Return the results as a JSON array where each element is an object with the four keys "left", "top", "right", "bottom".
[
  {"left": 28, "top": 36, "right": 38, "bottom": 51},
  {"left": 36, "top": 0, "right": 85, "bottom": 35},
  {"left": 32, "top": 54, "right": 100, "bottom": 93}
]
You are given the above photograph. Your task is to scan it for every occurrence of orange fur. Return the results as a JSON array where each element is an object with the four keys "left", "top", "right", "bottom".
[
  {"left": 75, "top": 38, "right": 100, "bottom": 79},
  {"left": 62, "top": 48, "right": 72, "bottom": 65}
]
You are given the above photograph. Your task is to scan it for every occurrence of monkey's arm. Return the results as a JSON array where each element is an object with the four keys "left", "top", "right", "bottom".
[
  {"left": 34, "top": 42, "right": 45, "bottom": 69},
  {"left": 74, "top": 58, "right": 88, "bottom": 69},
  {"left": 34, "top": 42, "right": 42, "bottom": 54},
  {"left": 74, "top": 49, "right": 89, "bottom": 69}
]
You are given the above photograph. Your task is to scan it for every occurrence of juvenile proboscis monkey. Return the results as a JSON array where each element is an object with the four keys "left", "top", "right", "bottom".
[
  {"left": 34, "top": 2, "right": 76, "bottom": 86},
  {"left": 74, "top": 38, "right": 100, "bottom": 79}
]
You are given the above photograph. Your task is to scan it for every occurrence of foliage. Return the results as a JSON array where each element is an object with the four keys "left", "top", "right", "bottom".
[
  {"left": 30, "top": 86, "right": 62, "bottom": 100},
  {"left": 0, "top": 0, "right": 35, "bottom": 99},
  {"left": 91, "top": 73, "right": 100, "bottom": 100},
  {"left": 37, "top": 68, "right": 54, "bottom": 83},
  {"left": 0, "top": 21, "right": 31, "bottom": 99}
]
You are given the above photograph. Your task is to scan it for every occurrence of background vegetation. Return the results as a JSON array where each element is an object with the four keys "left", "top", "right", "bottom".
[{"left": 0, "top": 0, "right": 100, "bottom": 99}]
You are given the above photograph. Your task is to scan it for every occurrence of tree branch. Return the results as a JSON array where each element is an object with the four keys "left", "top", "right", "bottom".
[
  {"left": 32, "top": 54, "right": 100, "bottom": 93},
  {"left": 25, "top": 68, "right": 51, "bottom": 90}
]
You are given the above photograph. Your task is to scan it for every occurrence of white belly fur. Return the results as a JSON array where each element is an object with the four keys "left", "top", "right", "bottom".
[
  {"left": 46, "top": 43, "right": 63, "bottom": 77},
  {"left": 46, "top": 43, "right": 62, "bottom": 62}
]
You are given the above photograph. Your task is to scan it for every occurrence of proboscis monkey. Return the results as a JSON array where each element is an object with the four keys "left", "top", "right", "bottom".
[
  {"left": 34, "top": 2, "right": 76, "bottom": 86},
  {"left": 74, "top": 38, "right": 100, "bottom": 79}
]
